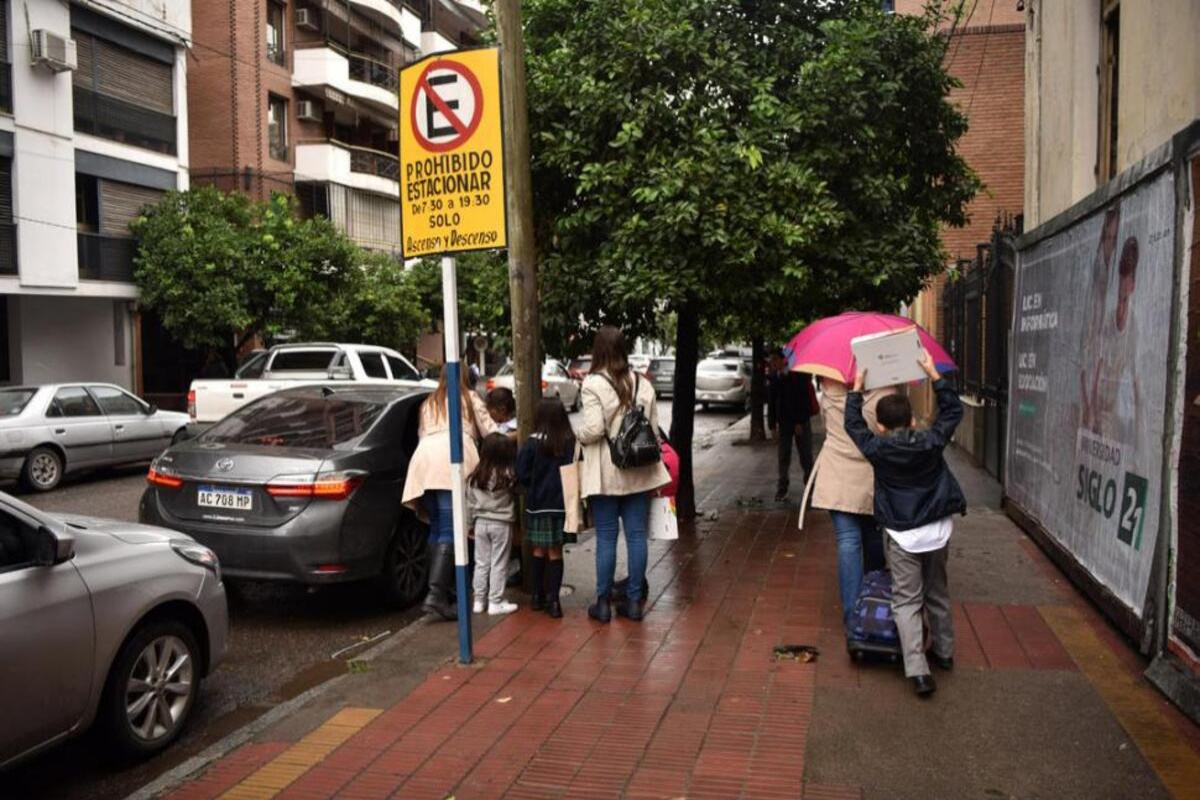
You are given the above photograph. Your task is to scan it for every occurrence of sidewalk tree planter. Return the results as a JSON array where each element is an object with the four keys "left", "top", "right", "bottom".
[{"left": 522, "top": 0, "right": 979, "bottom": 520}]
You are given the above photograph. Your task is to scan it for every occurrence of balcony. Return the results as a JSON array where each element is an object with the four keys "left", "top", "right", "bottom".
[
  {"left": 295, "top": 140, "right": 399, "bottom": 196},
  {"left": 292, "top": 46, "right": 399, "bottom": 114},
  {"left": 348, "top": 0, "right": 405, "bottom": 32},
  {"left": 78, "top": 233, "right": 136, "bottom": 282},
  {"left": 0, "top": 222, "right": 16, "bottom": 276},
  {"left": 74, "top": 87, "right": 176, "bottom": 156}
]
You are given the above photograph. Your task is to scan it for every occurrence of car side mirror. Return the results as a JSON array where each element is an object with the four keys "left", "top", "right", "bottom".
[
  {"left": 327, "top": 366, "right": 353, "bottom": 380},
  {"left": 32, "top": 526, "right": 74, "bottom": 567},
  {"left": 146, "top": 404, "right": 158, "bottom": 415}
]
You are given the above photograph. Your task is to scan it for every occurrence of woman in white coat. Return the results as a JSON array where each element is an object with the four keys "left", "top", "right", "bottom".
[{"left": 576, "top": 326, "right": 670, "bottom": 622}]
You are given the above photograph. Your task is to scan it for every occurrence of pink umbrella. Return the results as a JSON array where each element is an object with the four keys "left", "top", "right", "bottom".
[{"left": 784, "top": 311, "right": 955, "bottom": 384}]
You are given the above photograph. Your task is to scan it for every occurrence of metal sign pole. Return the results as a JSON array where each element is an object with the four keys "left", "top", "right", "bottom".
[{"left": 441, "top": 254, "right": 472, "bottom": 665}]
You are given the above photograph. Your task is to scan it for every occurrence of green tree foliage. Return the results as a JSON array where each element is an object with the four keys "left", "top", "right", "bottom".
[
  {"left": 522, "top": 0, "right": 980, "bottom": 517},
  {"left": 407, "top": 251, "right": 512, "bottom": 351},
  {"left": 132, "top": 188, "right": 428, "bottom": 365}
]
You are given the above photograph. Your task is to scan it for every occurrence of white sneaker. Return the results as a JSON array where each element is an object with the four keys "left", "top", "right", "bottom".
[
  {"left": 488, "top": 600, "right": 518, "bottom": 615},
  {"left": 472, "top": 600, "right": 486, "bottom": 614}
]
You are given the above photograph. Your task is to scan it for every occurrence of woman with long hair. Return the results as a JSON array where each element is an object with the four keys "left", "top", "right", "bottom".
[
  {"left": 402, "top": 366, "right": 495, "bottom": 620},
  {"left": 576, "top": 326, "right": 669, "bottom": 623}
]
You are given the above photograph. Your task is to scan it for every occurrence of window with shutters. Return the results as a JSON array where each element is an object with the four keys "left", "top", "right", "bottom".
[
  {"left": 345, "top": 190, "right": 400, "bottom": 250},
  {"left": 0, "top": 1, "right": 11, "bottom": 113},
  {"left": 0, "top": 158, "right": 12, "bottom": 275},
  {"left": 76, "top": 175, "right": 162, "bottom": 282},
  {"left": 72, "top": 30, "right": 176, "bottom": 154},
  {"left": 1098, "top": 0, "right": 1120, "bottom": 184}
]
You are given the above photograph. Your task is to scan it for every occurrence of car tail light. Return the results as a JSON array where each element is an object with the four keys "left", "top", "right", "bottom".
[
  {"left": 148, "top": 467, "right": 183, "bottom": 489},
  {"left": 187, "top": 390, "right": 196, "bottom": 420},
  {"left": 486, "top": 379, "right": 496, "bottom": 391},
  {"left": 541, "top": 380, "right": 548, "bottom": 390},
  {"left": 267, "top": 471, "right": 366, "bottom": 501}
]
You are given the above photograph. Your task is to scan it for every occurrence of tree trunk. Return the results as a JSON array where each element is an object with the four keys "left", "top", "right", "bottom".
[
  {"left": 671, "top": 299, "right": 701, "bottom": 523},
  {"left": 749, "top": 336, "right": 766, "bottom": 441}
]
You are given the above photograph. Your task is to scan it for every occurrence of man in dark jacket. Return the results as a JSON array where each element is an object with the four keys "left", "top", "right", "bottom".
[
  {"left": 844, "top": 351, "right": 965, "bottom": 698},
  {"left": 768, "top": 350, "right": 818, "bottom": 502}
]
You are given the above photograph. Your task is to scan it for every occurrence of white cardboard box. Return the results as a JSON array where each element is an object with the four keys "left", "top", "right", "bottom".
[{"left": 850, "top": 328, "right": 925, "bottom": 390}]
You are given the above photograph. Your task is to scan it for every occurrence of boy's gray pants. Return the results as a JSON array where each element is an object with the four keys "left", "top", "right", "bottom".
[
  {"left": 886, "top": 535, "right": 954, "bottom": 677},
  {"left": 473, "top": 518, "right": 512, "bottom": 605}
]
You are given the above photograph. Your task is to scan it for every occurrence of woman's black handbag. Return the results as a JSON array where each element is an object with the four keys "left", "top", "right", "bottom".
[{"left": 601, "top": 374, "right": 661, "bottom": 469}]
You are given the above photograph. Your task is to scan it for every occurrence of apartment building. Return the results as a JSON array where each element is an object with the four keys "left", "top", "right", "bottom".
[
  {"left": 188, "top": 0, "right": 484, "bottom": 254},
  {"left": 0, "top": 0, "right": 190, "bottom": 389}
]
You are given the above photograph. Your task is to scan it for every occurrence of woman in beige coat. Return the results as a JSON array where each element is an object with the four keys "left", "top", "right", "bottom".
[
  {"left": 811, "top": 378, "right": 893, "bottom": 635},
  {"left": 402, "top": 368, "right": 494, "bottom": 620},
  {"left": 576, "top": 326, "right": 670, "bottom": 623}
]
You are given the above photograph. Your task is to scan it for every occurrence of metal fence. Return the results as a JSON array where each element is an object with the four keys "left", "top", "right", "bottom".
[{"left": 941, "top": 215, "right": 1020, "bottom": 480}]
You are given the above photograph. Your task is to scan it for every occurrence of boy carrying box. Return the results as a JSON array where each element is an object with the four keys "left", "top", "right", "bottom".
[{"left": 844, "top": 351, "right": 966, "bottom": 697}]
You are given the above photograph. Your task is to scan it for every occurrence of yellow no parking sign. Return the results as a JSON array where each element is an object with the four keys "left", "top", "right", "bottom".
[{"left": 399, "top": 48, "right": 507, "bottom": 258}]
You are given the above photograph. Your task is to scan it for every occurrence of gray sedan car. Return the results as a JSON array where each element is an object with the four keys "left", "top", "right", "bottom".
[
  {"left": 0, "top": 492, "right": 227, "bottom": 769},
  {"left": 140, "top": 385, "right": 431, "bottom": 606},
  {"left": 0, "top": 384, "right": 191, "bottom": 492}
]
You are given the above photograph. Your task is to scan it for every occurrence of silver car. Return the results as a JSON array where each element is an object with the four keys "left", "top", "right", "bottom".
[
  {"left": 0, "top": 384, "right": 191, "bottom": 492},
  {"left": 696, "top": 358, "right": 752, "bottom": 410},
  {"left": 0, "top": 492, "right": 227, "bottom": 769},
  {"left": 487, "top": 360, "right": 582, "bottom": 411}
]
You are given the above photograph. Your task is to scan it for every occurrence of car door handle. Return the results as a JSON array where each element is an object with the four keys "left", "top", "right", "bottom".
[
  {"left": 54, "top": 428, "right": 66, "bottom": 435},
  {"left": 114, "top": 424, "right": 125, "bottom": 431},
  {"left": 233, "top": 393, "right": 244, "bottom": 399}
]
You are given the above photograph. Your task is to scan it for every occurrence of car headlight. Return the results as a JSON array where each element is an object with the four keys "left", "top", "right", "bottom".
[{"left": 172, "top": 541, "right": 221, "bottom": 582}]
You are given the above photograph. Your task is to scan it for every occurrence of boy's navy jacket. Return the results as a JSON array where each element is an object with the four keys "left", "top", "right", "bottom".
[
  {"left": 516, "top": 433, "right": 576, "bottom": 513},
  {"left": 844, "top": 379, "right": 967, "bottom": 532}
]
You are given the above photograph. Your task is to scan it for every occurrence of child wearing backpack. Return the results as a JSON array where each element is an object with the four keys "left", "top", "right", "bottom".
[
  {"left": 516, "top": 399, "right": 577, "bottom": 618},
  {"left": 468, "top": 433, "right": 519, "bottom": 615},
  {"left": 844, "top": 351, "right": 966, "bottom": 697}
]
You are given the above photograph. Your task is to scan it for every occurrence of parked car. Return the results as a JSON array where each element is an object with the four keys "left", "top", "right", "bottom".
[
  {"left": 696, "top": 357, "right": 752, "bottom": 410},
  {"left": 487, "top": 360, "right": 582, "bottom": 411},
  {"left": 567, "top": 355, "right": 592, "bottom": 382},
  {"left": 0, "top": 492, "right": 227, "bottom": 769},
  {"left": 0, "top": 384, "right": 191, "bottom": 493},
  {"left": 187, "top": 343, "right": 433, "bottom": 426},
  {"left": 629, "top": 354, "right": 652, "bottom": 374},
  {"left": 646, "top": 357, "right": 676, "bottom": 398},
  {"left": 140, "top": 385, "right": 431, "bottom": 606}
]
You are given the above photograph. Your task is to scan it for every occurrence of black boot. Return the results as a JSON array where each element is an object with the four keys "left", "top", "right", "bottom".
[
  {"left": 588, "top": 597, "right": 612, "bottom": 623},
  {"left": 530, "top": 555, "right": 547, "bottom": 612},
  {"left": 422, "top": 543, "right": 457, "bottom": 621},
  {"left": 545, "top": 559, "right": 563, "bottom": 618}
]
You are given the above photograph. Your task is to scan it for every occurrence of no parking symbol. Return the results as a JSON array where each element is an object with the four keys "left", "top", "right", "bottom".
[{"left": 399, "top": 48, "right": 507, "bottom": 258}]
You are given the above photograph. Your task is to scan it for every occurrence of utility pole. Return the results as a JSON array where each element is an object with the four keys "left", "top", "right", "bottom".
[{"left": 496, "top": 0, "right": 539, "bottom": 440}]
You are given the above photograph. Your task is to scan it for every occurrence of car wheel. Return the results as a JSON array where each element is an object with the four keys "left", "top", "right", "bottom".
[
  {"left": 700, "top": 402, "right": 709, "bottom": 411},
  {"left": 21, "top": 446, "right": 63, "bottom": 492},
  {"left": 380, "top": 517, "right": 430, "bottom": 607},
  {"left": 100, "top": 619, "right": 201, "bottom": 759}
]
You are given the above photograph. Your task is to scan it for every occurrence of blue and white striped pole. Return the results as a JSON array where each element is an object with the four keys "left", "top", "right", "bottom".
[{"left": 441, "top": 254, "right": 473, "bottom": 664}]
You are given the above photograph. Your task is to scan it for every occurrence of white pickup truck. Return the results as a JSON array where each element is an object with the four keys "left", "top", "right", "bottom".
[{"left": 187, "top": 343, "right": 434, "bottom": 425}]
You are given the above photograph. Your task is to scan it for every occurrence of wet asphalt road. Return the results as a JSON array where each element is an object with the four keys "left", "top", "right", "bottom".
[{"left": 4, "top": 403, "right": 743, "bottom": 800}]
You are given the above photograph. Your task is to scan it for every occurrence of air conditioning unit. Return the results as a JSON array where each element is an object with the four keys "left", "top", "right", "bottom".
[
  {"left": 31, "top": 30, "right": 77, "bottom": 72},
  {"left": 297, "top": 100, "right": 321, "bottom": 122},
  {"left": 295, "top": 8, "right": 319, "bottom": 31}
]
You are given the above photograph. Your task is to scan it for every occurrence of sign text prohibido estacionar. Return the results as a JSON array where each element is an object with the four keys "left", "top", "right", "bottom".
[{"left": 399, "top": 47, "right": 507, "bottom": 258}]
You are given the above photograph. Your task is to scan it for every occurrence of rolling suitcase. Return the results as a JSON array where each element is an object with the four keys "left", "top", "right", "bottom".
[{"left": 845, "top": 569, "right": 929, "bottom": 663}]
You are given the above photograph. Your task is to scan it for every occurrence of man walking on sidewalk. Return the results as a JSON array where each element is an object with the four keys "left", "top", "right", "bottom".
[
  {"left": 768, "top": 349, "right": 818, "bottom": 502},
  {"left": 844, "top": 352, "right": 966, "bottom": 697}
]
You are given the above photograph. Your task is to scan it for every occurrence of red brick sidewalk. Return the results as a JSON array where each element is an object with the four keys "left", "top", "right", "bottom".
[{"left": 167, "top": 509, "right": 862, "bottom": 800}]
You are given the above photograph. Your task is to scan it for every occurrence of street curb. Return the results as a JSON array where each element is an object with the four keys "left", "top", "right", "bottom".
[{"left": 122, "top": 615, "right": 433, "bottom": 800}]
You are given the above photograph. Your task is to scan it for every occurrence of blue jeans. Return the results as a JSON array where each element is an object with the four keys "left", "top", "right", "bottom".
[
  {"left": 830, "top": 511, "right": 884, "bottom": 631},
  {"left": 423, "top": 490, "right": 454, "bottom": 545},
  {"left": 591, "top": 492, "right": 651, "bottom": 604}
]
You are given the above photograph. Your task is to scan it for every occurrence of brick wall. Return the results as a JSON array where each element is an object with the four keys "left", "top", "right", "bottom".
[{"left": 189, "top": 0, "right": 296, "bottom": 200}]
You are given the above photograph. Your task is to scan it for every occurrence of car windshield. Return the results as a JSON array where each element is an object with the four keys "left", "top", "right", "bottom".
[
  {"left": 698, "top": 360, "right": 738, "bottom": 372},
  {"left": 497, "top": 363, "right": 514, "bottom": 376},
  {"left": 200, "top": 394, "right": 386, "bottom": 449},
  {"left": 650, "top": 360, "right": 675, "bottom": 373},
  {"left": 0, "top": 389, "right": 35, "bottom": 416}
]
